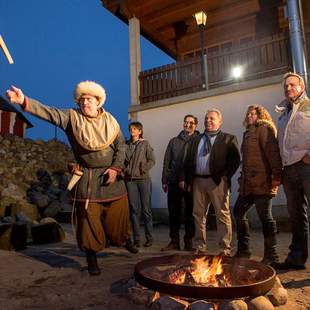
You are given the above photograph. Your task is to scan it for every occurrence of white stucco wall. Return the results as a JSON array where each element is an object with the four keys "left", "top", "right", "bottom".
[{"left": 133, "top": 82, "right": 286, "bottom": 210}]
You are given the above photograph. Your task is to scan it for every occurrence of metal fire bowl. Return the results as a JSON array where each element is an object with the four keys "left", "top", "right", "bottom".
[{"left": 134, "top": 254, "right": 276, "bottom": 300}]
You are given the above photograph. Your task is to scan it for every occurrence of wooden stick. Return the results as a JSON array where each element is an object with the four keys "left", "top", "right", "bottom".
[{"left": 0, "top": 35, "right": 14, "bottom": 64}]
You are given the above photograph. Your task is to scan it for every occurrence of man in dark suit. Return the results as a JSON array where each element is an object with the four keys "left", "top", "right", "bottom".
[{"left": 179, "top": 109, "right": 240, "bottom": 256}]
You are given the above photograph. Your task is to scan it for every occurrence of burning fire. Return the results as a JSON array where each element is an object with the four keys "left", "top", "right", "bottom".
[{"left": 168, "top": 256, "right": 231, "bottom": 287}]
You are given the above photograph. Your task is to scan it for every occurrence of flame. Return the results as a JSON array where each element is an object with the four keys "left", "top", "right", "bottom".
[
  {"left": 169, "top": 256, "right": 231, "bottom": 287},
  {"left": 168, "top": 269, "right": 186, "bottom": 284},
  {"left": 191, "top": 256, "right": 223, "bottom": 285}
]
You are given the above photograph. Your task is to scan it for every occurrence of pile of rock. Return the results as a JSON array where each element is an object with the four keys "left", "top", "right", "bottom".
[
  {"left": 112, "top": 276, "right": 288, "bottom": 309},
  {"left": 0, "top": 134, "right": 74, "bottom": 250}
]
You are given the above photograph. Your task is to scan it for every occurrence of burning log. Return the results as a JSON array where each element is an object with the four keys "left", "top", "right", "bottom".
[{"left": 168, "top": 268, "right": 187, "bottom": 284}]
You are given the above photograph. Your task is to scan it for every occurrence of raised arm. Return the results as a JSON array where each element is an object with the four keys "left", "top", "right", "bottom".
[{"left": 6, "top": 85, "right": 69, "bottom": 130}]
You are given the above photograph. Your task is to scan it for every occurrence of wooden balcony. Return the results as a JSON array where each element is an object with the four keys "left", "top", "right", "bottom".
[{"left": 139, "top": 31, "right": 310, "bottom": 104}]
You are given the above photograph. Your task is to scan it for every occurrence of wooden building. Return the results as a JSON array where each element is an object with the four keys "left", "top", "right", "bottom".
[
  {"left": 101, "top": 0, "right": 309, "bottom": 219},
  {"left": 0, "top": 96, "right": 33, "bottom": 138}
]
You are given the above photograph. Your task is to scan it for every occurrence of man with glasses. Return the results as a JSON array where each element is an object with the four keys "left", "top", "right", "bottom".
[
  {"left": 274, "top": 72, "right": 310, "bottom": 270},
  {"left": 161, "top": 115, "right": 199, "bottom": 251}
]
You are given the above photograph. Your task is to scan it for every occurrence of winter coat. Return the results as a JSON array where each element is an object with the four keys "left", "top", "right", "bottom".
[
  {"left": 162, "top": 130, "right": 200, "bottom": 185},
  {"left": 124, "top": 139, "right": 155, "bottom": 179},
  {"left": 25, "top": 98, "right": 127, "bottom": 202},
  {"left": 276, "top": 93, "right": 310, "bottom": 166},
  {"left": 179, "top": 131, "right": 240, "bottom": 188},
  {"left": 239, "top": 121, "right": 282, "bottom": 197}
]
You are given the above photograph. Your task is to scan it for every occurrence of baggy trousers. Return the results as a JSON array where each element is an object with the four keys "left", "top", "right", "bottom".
[{"left": 76, "top": 196, "right": 131, "bottom": 253}]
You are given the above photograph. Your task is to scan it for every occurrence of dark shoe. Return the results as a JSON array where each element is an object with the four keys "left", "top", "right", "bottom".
[
  {"left": 261, "top": 255, "right": 280, "bottom": 266},
  {"left": 124, "top": 240, "right": 139, "bottom": 254},
  {"left": 134, "top": 240, "right": 140, "bottom": 248},
  {"left": 195, "top": 248, "right": 208, "bottom": 255},
  {"left": 143, "top": 240, "right": 152, "bottom": 247},
  {"left": 86, "top": 251, "right": 101, "bottom": 276},
  {"left": 161, "top": 242, "right": 180, "bottom": 251},
  {"left": 184, "top": 239, "right": 195, "bottom": 251},
  {"left": 184, "top": 245, "right": 196, "bottom": 251},
  {"left": 234, "top": 248, "right": 251, "bottom": 259},
  {"left": 273, "top": 261, "right": 306, "bottom": 270}
]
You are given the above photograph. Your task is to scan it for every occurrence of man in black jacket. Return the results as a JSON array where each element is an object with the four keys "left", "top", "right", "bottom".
[
  {"left": 179, "top": 109, "right": 240, "bottom": 256},
  {"left": 161, "top": 115, "right": 200, "bottom": 251}
]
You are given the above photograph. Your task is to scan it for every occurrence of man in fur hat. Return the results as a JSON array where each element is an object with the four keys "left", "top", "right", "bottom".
[{"left": 6, "top": 81, "right": 138, "bottom": 276}]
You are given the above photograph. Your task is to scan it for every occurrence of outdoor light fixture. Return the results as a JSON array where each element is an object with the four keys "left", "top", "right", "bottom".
[
  {"left": 194, "top": 10, "right": 208, "bottom": 89},
  {"left": 232, "top": 66, "right": 242, "bottom": 79},
  {"left": 194, "top": 11, "right": 207, "bottom": 27}
]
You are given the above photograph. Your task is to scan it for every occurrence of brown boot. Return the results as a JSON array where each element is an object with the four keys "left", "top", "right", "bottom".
[{"left": 261, "top": 221, "right": 280, "bottom": 266}]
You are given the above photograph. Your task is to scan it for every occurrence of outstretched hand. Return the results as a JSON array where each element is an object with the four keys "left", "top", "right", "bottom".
[{"left": 6, "top": 86, "right": 25, "bottom": 105}]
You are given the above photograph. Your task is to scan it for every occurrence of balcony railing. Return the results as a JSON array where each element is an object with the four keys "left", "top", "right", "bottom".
[{"left": 139, "top": 31, "right": 310, "bottom": 104}]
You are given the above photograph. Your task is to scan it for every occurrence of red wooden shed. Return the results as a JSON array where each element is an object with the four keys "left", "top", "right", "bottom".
[{"left": 0, "top": 96, "right": 33, "bottom": 138}]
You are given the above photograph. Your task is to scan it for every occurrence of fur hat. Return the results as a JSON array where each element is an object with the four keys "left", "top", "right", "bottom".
[{"left": 74, "top": 81, "right": 106, "bottom": 107}]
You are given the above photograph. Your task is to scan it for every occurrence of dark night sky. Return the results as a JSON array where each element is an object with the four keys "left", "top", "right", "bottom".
[{"left": 0, "top": 0, "right": 172, "bottom": 142}]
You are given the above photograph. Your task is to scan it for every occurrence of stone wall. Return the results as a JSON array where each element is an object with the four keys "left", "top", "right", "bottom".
[{"left": 0, "top": 134, "right": 74, "bottom": 222}]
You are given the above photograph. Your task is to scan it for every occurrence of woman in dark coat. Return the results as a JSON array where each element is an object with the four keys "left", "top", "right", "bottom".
[
  {"left": 125, "top": 122, "right": 155, "bottom": 247},
  {"left": 234, "top": 104, "right": 282, "bottom": 265}
]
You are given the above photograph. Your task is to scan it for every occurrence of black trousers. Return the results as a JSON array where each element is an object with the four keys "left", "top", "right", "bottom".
[{"left": 167, "top": 184, "right": 195, "bottom": 244}]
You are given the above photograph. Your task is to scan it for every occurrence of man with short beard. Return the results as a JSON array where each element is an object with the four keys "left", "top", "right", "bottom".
[
  {"left": 179, "top": 109, "right": 240, "bottom": 256},
  {"left": 161, "top": 115, "right": 199, "bottom": 251},
  {"left": 274, "top": 72, "right": 310, "bottom": 270}
]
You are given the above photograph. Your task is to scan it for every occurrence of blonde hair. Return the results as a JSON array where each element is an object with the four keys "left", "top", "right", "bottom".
[{"left": 243, "top": 104, "right": 277, "bottom": 133}]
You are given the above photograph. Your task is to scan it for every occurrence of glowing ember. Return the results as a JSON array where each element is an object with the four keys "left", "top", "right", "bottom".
[
  {"left": 168, "top": 256, "right": 231, "bottom": 287},
  {"left": 168, "top": 269, "right": 186, "bottom": 284}
]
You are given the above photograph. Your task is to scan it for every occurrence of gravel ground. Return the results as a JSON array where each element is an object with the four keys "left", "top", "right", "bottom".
[{"left": 0, "top": 224, "right": 309, "bottom": 310}]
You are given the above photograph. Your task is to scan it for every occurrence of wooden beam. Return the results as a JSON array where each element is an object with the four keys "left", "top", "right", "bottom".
[
  {"left": 141, "top": 0, "right": 233, "bottom": 25},
  {"left": 159, "top": 0, "right": 260, "bottom": 40},
  {"left": 151, "top": 0, "right": 260, "bottom": 30},
  {"left": 177, "top": 15, "right": 257, "bottom": 52},
  {"left": 0, "top": 35, "right": 14, "bottom": 64}
]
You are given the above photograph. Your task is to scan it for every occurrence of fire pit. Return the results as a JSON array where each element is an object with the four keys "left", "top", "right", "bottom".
[{"left": 134, "top": 254, "right": 276, "bottom": 300}]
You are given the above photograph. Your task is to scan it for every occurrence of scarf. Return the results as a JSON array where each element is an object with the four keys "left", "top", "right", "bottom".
[
  {"left": 202, "top": 129, "right": 220, "bottom": 156},
  {"left": 69, "top": 108, "right": 120, "bottom": 151}
]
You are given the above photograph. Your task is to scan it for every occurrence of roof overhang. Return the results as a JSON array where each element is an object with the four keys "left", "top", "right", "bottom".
[{"left": 100, "top": 0, "right": 283, "bottom": 59}]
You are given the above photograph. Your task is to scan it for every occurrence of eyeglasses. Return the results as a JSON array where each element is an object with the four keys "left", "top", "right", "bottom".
[{"left": 184, "top": 121, "right": 196, "bottom": 125}]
